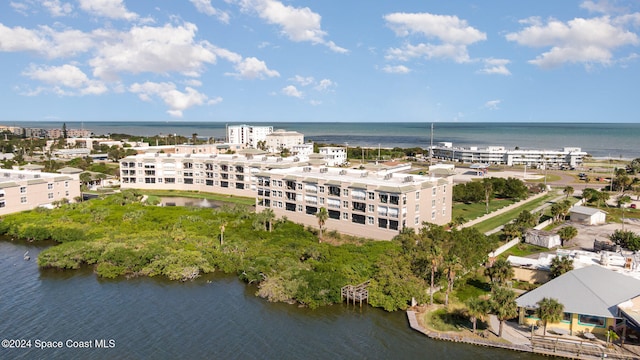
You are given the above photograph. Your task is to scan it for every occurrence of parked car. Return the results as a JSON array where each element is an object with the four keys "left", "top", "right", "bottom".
[{"left": 631, "top": 204, "right": 637, "bottom": 209}]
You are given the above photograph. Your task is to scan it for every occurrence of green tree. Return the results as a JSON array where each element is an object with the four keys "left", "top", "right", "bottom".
[
  {"left": 261, "top": 208, "right": 275, "bottom": 232},
  {"left": 610, "top": 229, "right": 640, "bottom": 251},
  {"left": 490, "top": 287, "right": 518, "bottom": 338},
  {"left": 535, "top": 297, "right": 564, "bottom": 335},
  {"left": 79, "top": 172, "right": 92, "bottom": 189},
  {"left": 315, "top": 207, "right": 329, "bottom": 242},
  {"left": 502, "top": 222, "right": 522, "bottom": 241},
  {"left": 485, "top": 258, "right": 514, "bottom": 286},
  {"left": 550, "top": 256, "right": 573, "bottom": 278},
  {"left": 557, "top": 226, "right": 578, "bottom": 246},
  {"left": 443, "top": 256, "right": 461, "bottom": 306},
  {"left": 466, "top": 297, "right": 491, "bottom": 333},
  {"left": 563, "top": 186, "right": 574, "bottom": 199},
  {"left": 428, "top": 245, "right": 442, "bottom": 306},
  {"left": 483, "top": 178, "right": 493, "bottom": 214}
]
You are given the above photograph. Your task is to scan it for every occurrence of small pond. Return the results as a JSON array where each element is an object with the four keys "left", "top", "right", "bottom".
[{"left": 159, "top": 197, "right": 222, "bottom": 208}]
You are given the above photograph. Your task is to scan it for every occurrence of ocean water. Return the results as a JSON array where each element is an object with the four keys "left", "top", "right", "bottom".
[{"left": 7, "top": 121, "right": 640, "bottom": 159}]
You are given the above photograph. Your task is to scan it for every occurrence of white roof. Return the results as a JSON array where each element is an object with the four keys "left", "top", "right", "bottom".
[
  {"left": 571, "top": 205, "right": 605, "bottom": 216},
  {"left": 516, "top": 265, "right": 640, "bottom": 318}
]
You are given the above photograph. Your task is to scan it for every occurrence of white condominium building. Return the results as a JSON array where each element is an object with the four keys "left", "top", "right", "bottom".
[
  {"left": 318, "top": 147, "right": 347, "bottom": 166},
  {"left": 0, "top": 169, "right": 81, "bottom": 216},
  {"left": 227, "top": 124, "right": 273, "bottom": 149},
  {"left": 431, "top": 142, "right": 587, "bottom": 167},
  {"left": 119, "top": 152, "right": 453, "bottom": 240}
]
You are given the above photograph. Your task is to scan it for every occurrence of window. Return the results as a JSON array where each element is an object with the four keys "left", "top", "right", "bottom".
[
  {"left": 415, "top": 204, "right": 419, "bottom": 212},
  {"left": 342, "top": 212, "right": 348, "bottom": 220},
  {"left": 367, "top": 216, "right": 374, "bottom": 225},
  {"left": 21, "top": 196, "right": 27, "bottom": 204},
  {"left": 342, "top": 189, "right": 349, "bottom": 197},
  {"left": 431, "top": 210, "right": 436, "bottom": 220},
  {"left": 0, "top": 201, "right": 4, "bottom": 208},
  {"left": 415, "top": 191, "right": 420, "bottom": 200},
  {"left": 20, "top": 186, "right": 26, "bottom": 193},
  {"left": 562, "top": 313, "right": 572, "bottom": 323},
  {"left": 319, "top": 186, "right": 325, "bottom": 193},
  {"left": 368, "top": 204, "right": 374, "bottom": 213},
  {"left": 343, "top": 201, "right": 348, "bottom": 208},
  {"left": 297, "top": 204, "right": 303, "bottom": 212},
  {"left": 48, "top": 183, "right": 54, "bottom": 190},
  {"left": 368, "top": 192, "right": 375, "bottom": 200},
  {"left": 578, "top": 314, "right": 605, "bottom": 327},
  {"left": 432, "top": 199, "right": 436, "bottom": 207},
  {"left": 65, "top": 181, "right": 69, "bottom": 188},
  {"left": 48, "top": 193, "right": 54, "bottom": 199},
  {"left": 414, "top": 216, "right": 420, "bottom": 225},
  {"left": 432, "top": 188, "right": 436, "bottom": 195}
]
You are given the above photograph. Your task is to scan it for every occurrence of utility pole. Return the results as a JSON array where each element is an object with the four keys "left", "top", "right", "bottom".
[{"left": 429, "top": 123, "right": 434, "bottom": 166}]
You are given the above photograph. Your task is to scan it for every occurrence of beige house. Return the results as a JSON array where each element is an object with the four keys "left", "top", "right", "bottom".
[{"left": 0, "top": 169, "right": 81, "bottom": 216}]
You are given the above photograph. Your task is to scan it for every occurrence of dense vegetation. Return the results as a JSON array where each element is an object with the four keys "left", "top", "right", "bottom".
[{"left": 0, "top": 191, "right": 499, "bottom": 311}]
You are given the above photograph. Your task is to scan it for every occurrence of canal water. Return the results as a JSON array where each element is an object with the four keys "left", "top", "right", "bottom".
[{"left": 0, "top": 241, "right": 543, "bottom": 359}]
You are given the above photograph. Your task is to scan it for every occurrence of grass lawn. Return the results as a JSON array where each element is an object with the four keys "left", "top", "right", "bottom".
[
  {"left": 499, "top": 243, "right": 548, "bottom": 258},
  {"left": 452, "top": 199, "right": 517, "bottom": 222},
  {"left": 469, "top": 192, "right": 559, "bottom": 234}
]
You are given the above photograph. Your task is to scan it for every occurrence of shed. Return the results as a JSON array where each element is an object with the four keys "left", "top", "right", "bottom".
[
  {"left": 524, "top": 229, "right": 561, "bottom": 249},
  {"left": 570, "top": 205, "right": 606, "bottom": 225}
]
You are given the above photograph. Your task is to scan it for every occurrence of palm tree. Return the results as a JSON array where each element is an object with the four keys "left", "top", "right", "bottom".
[
  {"left": 483, "top": 178, "right": 493, "bottom": 214},
  {"left": 261, "top": 208, "right": 275, "bottom": 232},
  {"left": 444, "top": 256, "right": 461, "bottom": 306},
  {"left": 466, "top": 297, "right": 491, "bottom": 333},
  {"left": 550, "top": 256, "right": 573, "bottom": 278},
  {"left": 219, "top": 222, "right": 226, "bottom": 245},
  {"left": 557, "top": 226, "right": 578, "bottom": 246},
  {"left": 563, "top": 186, "right": 574, "bottom": 199},
  {"left": 491, "top": 287, "right": 518, "bottom": 338},
  {"left": 315, "top": 207, "right": 329, "bottom": 242},
  {"left": 485, "top": 258, "right": 514, "bottom": 286},
  {"left": 535, "top": 297, "right": 564, "bottom": 335},
  {"left": 618, "top": 195, "right": 632, "bottom": 231},
  {"left": 429, "top": 245, "right": 443, "bottom": 306}
]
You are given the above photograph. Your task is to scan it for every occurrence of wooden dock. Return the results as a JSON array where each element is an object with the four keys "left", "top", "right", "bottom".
[{"left": 341, "top": 281, "right": 370, "bottom": 307}]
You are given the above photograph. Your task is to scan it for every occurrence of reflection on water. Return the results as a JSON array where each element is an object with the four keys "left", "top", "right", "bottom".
[{"left": 159, "top": 197, "right": 221, "bottom": 208}]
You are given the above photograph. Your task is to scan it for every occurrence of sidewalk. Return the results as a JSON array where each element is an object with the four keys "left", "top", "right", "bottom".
[{"left": 488, "top": 315, "right": 532, "bottom": 346}]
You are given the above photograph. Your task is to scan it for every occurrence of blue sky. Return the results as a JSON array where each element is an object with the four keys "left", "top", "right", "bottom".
[{"left": 0, "top": 0, "right": 639, "bottom": 123}]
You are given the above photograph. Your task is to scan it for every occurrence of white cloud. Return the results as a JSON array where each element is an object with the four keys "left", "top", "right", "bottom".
[
  {"left": 478, "top": 58, "right": 511, "bottom": 75},
  {"left": 580, "top": 0, "right": 625, "bottom": 14},
  {"left": 90, "top": 23, "right": 218, "bottom": 80},
  {"left": 10, "top": 2, "right": 29, "bottom": 16},
  {"left": 77, "top": 0, "right": 138, "bottom": 21},
  {"left": 238, "top": 0, "right": 347, "bottom": 53},
  {"left": 484, "top": 99, "right": 501, "bottom": 110},
  {"left": 506, "top": 15, "right": 639, "bottom": 68},
  {"left": 190, "top": 0, "right": 230, "bottom": 24},
  {"left": 227, "top": 57, "right": 280, "bottom": 79},
  {"left": 282, "top": 85, "right": 302, "bottom": 98},
  {"left": 0, "top": 24, "right": 93, "bottom": 58},
  {"left": 129, "top": 81, "right": 219, "bottom": 117},
  {"left": 291, "top": 75, "right": 314, "bottom": 86},
  {"left": 309, "top": 100, "right": 322, "bottom": 106},
  {"left": 22, "top": 64, "right": 107, "bottom": 95},
  {"left": 384, "top": 12, "right": 486, "bottom": 63},
  {"left": 381, "top": 65, "right": 411, "bottom": 74},
  {"left": 314, "top": 79, "right": 334, "bottom": 91},
  {"left": 41, "top": 0, "right": 73, "bottom": 17}
]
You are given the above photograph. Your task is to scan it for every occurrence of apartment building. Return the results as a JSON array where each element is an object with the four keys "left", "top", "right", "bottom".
[
  {"left": 0, "top": 169, "right": 81, "bottom": 216},
  {"left": 227, "top": 124, "right": 273, "bottom": 148},
  {"left": 431, "top": 142, "right": 587, "bottom": 168},
  {"left": 265, "top": 129, "right": 304, "bottom": 153},
  {"left": 318, "top": 147, "right": 347, "bottom": 166},
  {"left": 120, "top": 152, "right": 453, "bottom": 240},
  {"left": 255, "top": 166, "right": 452, "bottom": 240},
  {"left": 119, "top": 152, "right": 306, "bottom": 197}
]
